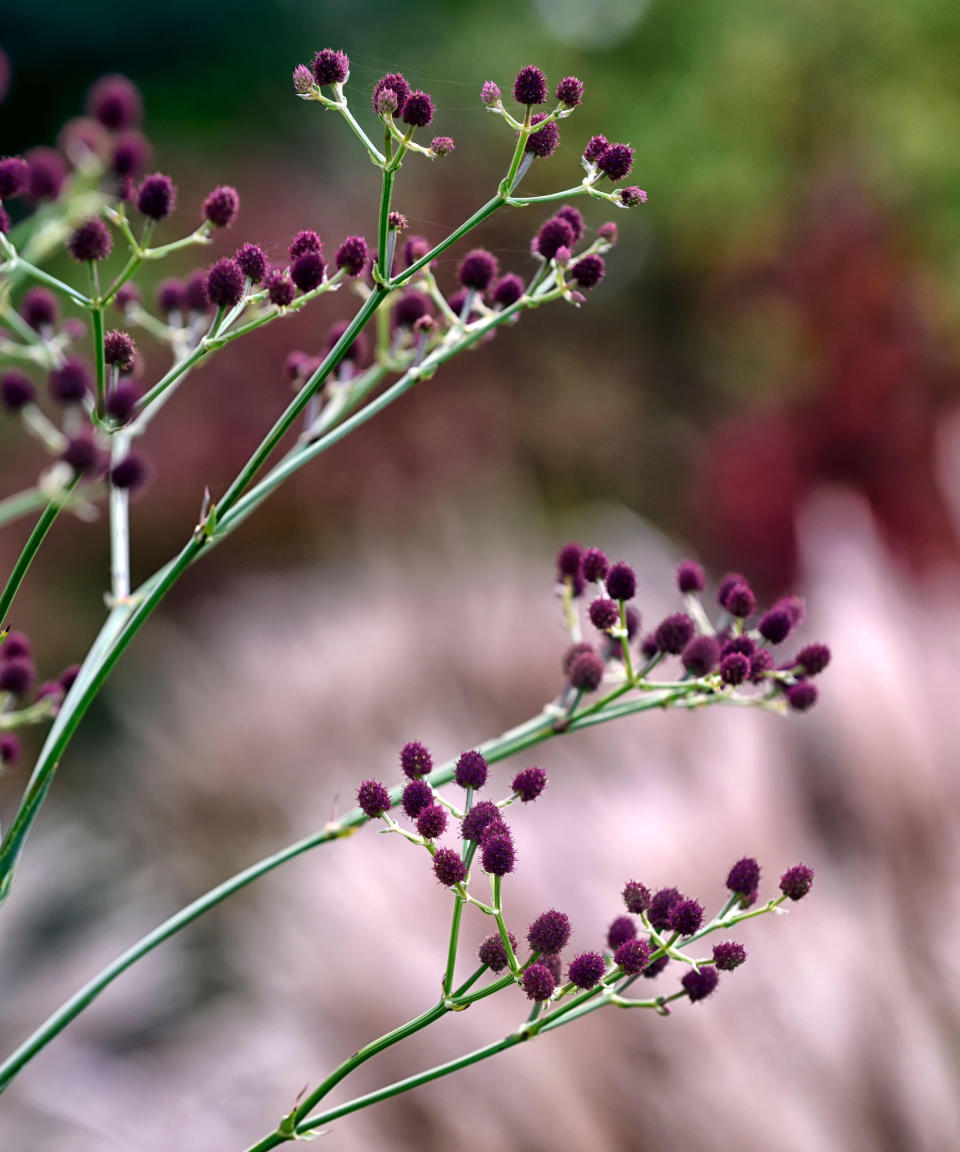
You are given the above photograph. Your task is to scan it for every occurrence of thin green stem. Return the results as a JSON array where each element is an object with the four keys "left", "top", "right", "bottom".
[
  {"left": 1, "top": 257, "right": 91, "bottom": 307},
  {"left": 0, "top": 487, "right": 51, "bottom": 530},
  {"left": 90, "top": 278, "right": 105, "bottom": 416},
  {"left": 442, "top": 896, "right": 464, "bottom": 997},
  {"left": 0, "top": 476, "right": 80, "bottom": 626}
]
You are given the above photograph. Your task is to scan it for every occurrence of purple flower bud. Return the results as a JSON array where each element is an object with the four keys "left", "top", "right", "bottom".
[
  {"left": 416, "top": 803, "right": 447, "bottom": 840},
  {"left": 780, "top": 863, "right": 814, "bottom": 901},
  {"left": 326, "top": 320, "right": 367, "bottom": 364},
  {"left": 1, "top": 371, "right": 36, "bottom": 411},
  {"left": 620, "top": 186, "right": 647, "bottom": 207},
  {"left": 289, "top": 230, "right": 322, "bottom": 260},
  {"left": 585, "top": 137, "right": 610, "bottom": 164},
  {"left": 534, "top": 215, "right": 575, "bottom": 261},
  {"left": 266, "top": 271, "right": 295, "bottom": 307},
  {"left": 157, "top": 279, "right": 186, "bottom": 316},
  {"left": 2, "top": 637, "right": 30, "bottom": 664},
  {"left": 399, "top": 740, "right": 432, "bottom": 779},
  {"left": 681, "top": 634, "right": 720, "bottom": 677},
  {"left": 392, "top": 289, "right": 431, "bottom": 328},
  {"left": 786, "top": 681, "right": 817, "bottom": 711},
  {"left": 514, "top": 66, "right": 548, "bottom": 105},
  {"left": 206, "top": 258, "right": 245, "bottom": 308},
  {"left": 105, "top": 381, "right": 139, "bottom": 423},
  {"left": 0, "top": 733, "right": 21, "bottom": 766},
  {"left": 400, "top": 90, "right": 435, "bottom": 128},
  {"left": 598, "top": 221, "right": 618, "bottom": 244},
  {"left": 402, "top": 235, "right": 430, "bottom": 268},
  {"left": 388, "top": 212, "right": 408, "bottom": 232},
  {"left": 668, "top": 898, "right": 704, "bottom": 937},
  {"left": 312, "top": 48, "right": 349, "bottom": 86},
  {"left": 455, "top": 749, "right": 488, "bottom": 790},
  {"left": 292, "top": 65, "right": 314, "bottom": 95},
  {"left": 555, "top": 76, "right": 584, "bottom": 107},
  {"left": 49, "top": 358, "right": 91, "bottom": 404},
  {"left": 433, "top": 847, "right": 466, "bottom": 887},
  {"left": 713, "top": 941, "right": 747, "bottom": 970},
  {"left": 0, "top": 658, "right": 33, "bottom": 696},
  {"left": 461, "top": 799, "right": 500, "bottom": 843},
  {"left": 0, "top": 156, "right": 29, "bottom": 198},
  {"left": 749, "top": 649, "right": 775, "bottom": 682},
  {"left": 758, "top": 608, "right": 792, "bottom": 644},
  {"left": 588, "top": 597, "right": 620, "bottom": 632},
  {"left": 67, "top": 217, "right": 112, "bottom": 262},
  {"left": 719, "top": 652, "right": 750, "bottom": 686},
  {"left": 525, "top": 114, "right": 559, "bottom": 158},
  {"left": 722, "top": 635, "right": 755, "bottom": 658},
  {"left": 203, "top": 185, "right": 239, "bottom": 228},
  {"left": 491, "top": 273, "right": 524, "bottom": 308},
  {"left": 796, "top": 643, "right": 831, "bottom": 676},
  {"left": 21, "top": 287, "right": 58, "bottom": 331},
  {"left": 596, "top": 143, "right": 634, "bottom": 182},
  {"left": 373, "top": 73, "right": 411, "bottom": 116},
  {"left": 356, "top": 779, "right": 391, "bottom": 818},
  {"left": 110, "top": 452, "right": 150, "bottom": 492},
  {"left": 643, "top": 954, "right": 670, "bottom": 979},
  {"left": 561, "top": 642, "right": 594, "bottom": 677},
  {"left": 481, "top": 833, "right": 515, "bottom": 876},
  {"left": 568, "top": 951, "right": 605, "bottom": 989},
  {"left": 376, "top": 88, "right": 399, "bottom": 116},
  {"left": 570, "top": 254, "right": 604, "bottom": 290},
  {"left": 113, "top": 283, "right": 140, "bottom": 313},
  {"left": 478, "top": 931, "right": 517, "bottom": 972},
  {"left": 62, "top": 434, "right": 101, "bottom": 475},
  {"left": 430, "top": 136, "right": 455, "bottom": 157},
  {"left": 334, "top": 234, "right": 369, "bottom": 277},
  {"left": 103, "top": 330, "right": 136, "bottom": 372},
  {"left": 26, "top": 147, "right": 67, "bottom": 201},
  {"left": 236, "top": 243, "right": 267, "bottom": 284},
  {"left": 457, "top": 248, "right": 498, "bottom": 291},
  {"left": 88, "top": 74, "right": 142, "bottom": 130},
  {"left": 623, "top": 879, "right": 651, "bottom": 914},
  {"left": 528, "top": 909, "right": 571, "bottom": 955},
  {"left": 540, "top": 953, "right": 563, "bottom": 982},
  {"left": 109, "top": 132, "right": 150, "bottom": 180},
  {"left": 523, "top": 962, "right": 556, "bottom": 1001},
  {"left": 682, "top": 966, "right": 719, "bottom": 1002},
  {"left": 291, "top": 251, "right": 325, "bottom": 293},
  {"left": 607, "top": 915, "right": 637, "bottom": 950},
  {"left": 648, "top": 887, "right": 682, "bottom": 933},
  {"left": 511, "top": 765, "right": 547, "bottom": 802},
  {"left": 654, "top": 613, "right": 696, "bottom": 655},
  {"left": 726, "top": 857, "right": 761, "bottom": 896},
  {"left": 614, "top": 936, "right": 651, "bottom": 975},
  {"left": 725, "top": 581, "right": 756, "bottom": 619},
  {"left": 569, "top": 650, "right": 604, "bottom": 692},
  {"left": 605, "top": 561, "right": 636, "bottom": 601},
  {"left": 677, "top": 560, "right": 706, "bottom": 593},
  {"left": 401, "top": 779, "right": 433, "bottom": 819},
  {"left": 481, "top": 80, "right": 502, "bottom": 107}
]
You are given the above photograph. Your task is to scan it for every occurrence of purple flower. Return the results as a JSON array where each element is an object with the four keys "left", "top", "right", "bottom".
[
  {"left": 0, "top": 156, "right": 29, "bottom": 198},
  {"left": 682, "top": 966, "right": 719, "bottom": 1002},
  {"left": 461, "top": 799, "right": 500, "bottom": 843},
  {"left": 584, "top": 135, "right": 609, "bottom": 163},
  {"left": 433, "top": 847, "right": 466, "bottom": 887},
  {"left": 555, "top": 76, "right": 584, "bottom": 107},
  {"left": 67, "top": 217, "right": 112, "bottom": 262},
  {"left": 681, "top": 635, "right": 720, "bottom": 677},
  {"left": 568, "top": 951, "right": 605, "bottom": 989},
  {"left": 401, "top": 90, "right": 435, "bottom": 128},
  {"left": 0, "top": 205, "right": 10, "bottom": 235},
  {"left": 623, "top": 879, "right": 651, "bottom": 914},
  {"left": 478, "top": 932, "right": 517, "bottom": 972},
  {"left": 236, "top": 243, "right": 267, "bottom": 283},
  {"left": 719, "top": 652, "right": 750, "bottom": 686},
  {"left": 725, "top": 581, "right": 756, "bottom": 619},
  {"left": 561, "top": 641, "right": 594, "bottom": 676},
  {"left": 554, "top": 206, "right": 584, "bottom": 244},
  {"left": 654, "top": 613, "right": 696, "bottom": 655},
  {"left": 62, "top": 434, "right": 101, "bottom": 476},
  {"left": 522, "top": 963, "right": 556, "bottom": 1001},
  {"left": 157, "top": 279, "right": 186, "bottom": 316},
  {"left": 291, "top": 251, "right": 325, "bottom": 293},
  {"left": 534, "top": 215, "right": 575, "bottom": 261},
  {"left": 713, "top": 941, "right": 747, "bottom": 971},
  {"left": 647, "top": 887, "right": 682, "bottom": 933},
  {"left": 20, "top": 287, "right": 58, "bottom": 331},
  {"left": 786, "top": 681, "right": 817, "bottom": 711},
  {"left": 491, "top": 273, "right": 524, "bottom": 308},
  {"left": 49, "top": 358, "right": 91, "bottom": 404},
  {"left": 607, "top": 915, "right": 637, "bottom": 950},
  {"left": 668, "top": 898, "right": 704, "bottom": 937},
  {"left": 481, "top": 833, "right": 515, "bottom": 876},
  {"left": 598, "top": 221, "right": 618, "bottom": 244},
  {"left": 356, "top": 779, "right": 391, "bottom": 818},
  {"left": 111, "top": 131, "right": 150, "bottom": 178},
  {"left": 398, "top": 740, "right": 432, "bottom": 781},
  {"left": 392, "top": 290, "right": 431, "bottom": 329},
  {"left": 570, "top": 255, "right": 605, "bottom": 290},
  {"left": 606, "top": 561, "right": 636, "bottom": 601},
  {"left": 620, "top": 187, "right": 647, "bottom": 208},
  {"left": 203, "top": 185, "right": 240, "bottom": 228},
  {"left": 588, "top": 597, "right": 620, "bottom": 633},
  {"left": 26, "top": 148, "right": 67, "bottom": 201},
  {"left": 457, "top": 248, "right": 498, "bottom": 291},
  {"left": 292, "top": 65, "right": 314, "bottom": 96},
  {"left": 481, "top": 80, "right": 502, "bottom": 107},
  {"left": 525, "top": 114, "right": 559, "bottom": 158},
  {"left": 430, "top": 136, "right": 455, "bottom": 157},
  {"left": 289, "top": 229, "right": 322, "bottom": 260},
  {"left": 1, "top": 371, "right": 36, "bottom": 411},
  {"left": 3, "top": 636, "right": 30, "bottom": 663},
  {"left": 527, "top": 909, "right": 571, "bottom": 955},
  {"left": 87, "top": 74, "right": 142, "bottom": 130},
  {"left": 105, "top": 381, "right": 139, "bottom": 423},
  {"left": 514, "top": 66, "right": 547, "bottom": 105},
  {"left": 206, "top": 258, "right": 245, "bottom": 308},
  {"left": 749, "top": 649, "right": 775, "bottom": 682},
  {"left": 0, "top": 659, "right": 34, "bottom": 696},
  {"left": 758, "top": 607, "right": 793, "bottom": 644},
  {"left": 569, "top": 650, "right": 604, "bottom": 692},
  {"left": 726, "top": 857, "right": 761, "bottom": 896},
  {"left": 780, "top": 863, "right": 814, "bottom": 901},
  {"left": 266, "top": 271, "right": 295, "bottom": 308},
  {"left": 416, "top": 803, "right": 447, "bottom": 840},
  {"left": 716, "top": 572, "right": 747, "bottom": 608},
  {"left": 335, "top": 234, "right": 369, "bottom": 277},
  {"left": 0, "top": 733, "right": 21, "bottom": 766},
  {"left": 455, "top": 750, "right": 488, "bottom": 790},
  {"left": 312, "top": 48, "right": 349, "bottom": 86},
  {"left": 596, "top": 143, "right": 634, "bottom": 182},
  {"left": 373, "top": 73, "right": 411, "bottom": 116},
  {"left": 401, "top": 779, "right": 432, "bottom": 819},
  {"left": 614, "top": 936, "right": 651, "bottom": 975},
  {"left": 723, "top": 636, "right": 755, "bottom": 658},
  {"left": 113, "top": 283, "right": 140, "bottom": 313},
  {"left": 796, "top": 643, "right": 831, "bottom": 676},
  {"left": 676, "top": 560, "right": 706, "bottom": 593},
  {"left": 512, "top": 765, "right": 547, "bottom": 802},
  {"left": 643, "top": 954, "right": 669, "bottom": 979},
  {"left": 110, "top": 453, "right": 150, "bottom": 492},
  {"left": 103, "top": 330, "right": 136, "bottom": 372}
]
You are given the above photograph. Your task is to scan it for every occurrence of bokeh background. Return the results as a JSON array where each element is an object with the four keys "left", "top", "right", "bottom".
[{"left": 3, "top": 1, "right": 960, "bottom": 1148}]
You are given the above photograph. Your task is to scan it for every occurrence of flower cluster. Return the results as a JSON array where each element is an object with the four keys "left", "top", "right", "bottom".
[{"left": 0, "top": 630, "right": 78, "bottom": 768}]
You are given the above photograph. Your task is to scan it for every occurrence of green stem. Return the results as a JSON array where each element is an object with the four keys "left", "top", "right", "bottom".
[
  {"left": 90, "top": 282, "right": 105, "bottom": 416},
  {"left": 1, "top": 257, "right": 91, "bottom": 307},
  {"left": 0, "top": 476, "right": 80, "bottom": 625},
  {"left": 0, "top": 488, "right": 51, "bottom": 530},
  {"left": 442, "top": 896, "right": 465, "bottom": 997},
  {"left": 377, "top": 169, "right": 396, "bottom": 279}
]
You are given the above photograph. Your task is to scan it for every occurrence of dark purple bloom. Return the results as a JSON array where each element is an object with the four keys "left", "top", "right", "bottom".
[
  {"left": 716, "top": 572, "right": 747, "bottom": 609},
  {"left": 21, "top": 287, "right": 58, "bottom": 331},
  {"left": 401, "top": 779, "right": 433, "bottom": 819},
  {"left": 157, "top": 279, "right": 187, "bottom": 315},
  {"left": 780, "top": 863, "right": 814, "bottom": 901},
  {"left": 416, "top": 803, "right": 447, "bottom": 840},
  {"left": 568, "top": 951, "right": 605, "bottom": 989},
  {"left": 373, "top": 73, "right": 411, "bottom": 116},
  {"left": 111, "top": 131, "right": 150, "bottom": 178},
  {"left": 110, "top": 453, "right": 149, "bottom": 492},
  {"left": 654, "top": 613, "right": 696, "bottom": 655},
  {"left": 726, "top": 857, "right": 761, "bottom": 896},
  {"left": 758, "top": 608, "right": 793, "bottom": 644},
  {"left": 67, "top": 217, "right": 111, "bottom": 262},
  {"left": 0, "top": 658, "right": 34, "bottom": 696},
  {"left": 623, "top": 880, "right": 651, "bottom": 915},
  {"left": 390, "top": 211, "right": 409, "bottom": 230},
  {"left": 392, "top": 290, "right": 431, "bottom": 329},
  {"left": 668, "top": 898, "right": 704, "bottom": 937},
  {"left": 719, "top": 652, "right": 750, "bottom": 686},
  {"left": 397, "top": 741, "right": 431, "bottom": 782},
  {"left": 356, "top": 779, "right": 391, "bottom": 818},
  {"left": 555, "top": 76, "right": 584, "bottom": 107},
  {"left": 88, "top": 74, "right": 142, "bottom": 130},
  {"left": 722, "top": 636, "right": 755, "bottom": 658},
  {"left": 553, "top": 206, "right": 583, "bottom": 244},
  {"left": 749, "top": 649, "right": 775, "bottom": 682},
  {"left": 677, "top": 560, "right": 706, "bottom": 594},
  {"left": 575, "top": 549, "right": 606, "bottom": 585},
  {"left": 796, "top": 643, "right": 831, "bottom": 676},
  {"left": 525, "top": 114, "right": 559, "bottom": 158},
  {"left": 640, "top": 633, "right": 659, "bottom": 660},
  {"left": 682, "top": 966, "right": 719, "bottom": 1002},
  {"left": 403, "top": 235, "right": 430, "bottom": 268},
  {"left": 522, "top": 962, "right": 556, "bottom": 1001},
  {"left": 534, "top": 215, "right": 575, "bottom": 260},
  {"left": 103, "top": 330, "right": 136, "bottom": 374},
  {"left": 0, "top": 733, "right": 21, "bottom": 766},
  {"left": 598, "top": 222, "right": 618, "bottom": 246},
  {"left": 614, "top": 936, "right": 651, "bottom": 975},
  {"left": 291, "top": 251, "right": 325, "bottom": 293},
  {"left": 491, "top": 273, "right": 524, "bottom": 308},
  {"left": 556, "top": 542, "right": 583, "bottom": 579},
  {"left": 2, "top": 633, "right": 30, "bottom": 660},
  {"left": 461, "top": 799, "right": 500, "bottom": 843},
  {"left": 206, "top": 258, "right": 245, "bottom": 308},
  {"left": 26, "top": 148, "right": 67, "bottom": 201},
  {"left": 588, "top": 597, "right": 619, "bottom": 632},
  {"left": 481, "top": 80, "right": 501, "bottom": 107},
  {"left": 713, "top": 941, "right": 747, "bottom": 971},
  {"left": 457, "top": 248, "right": 498, "bottom": 291},
  {"left": 289, "top": 229, "right": 322, "bottom": 260},
  {"left": 775, "top": 595, "right": 806, "bottom": 626},
  {"left": 292, "top": 64, "right": 314, "bottom": 95},
  {"left": 648, "top": 887, "right": 682, "bottom": 933},
  {"left": 236, "top": 243, "right": 267, "bottom": 283},
  {"left": 335, "top": 235, "right": 369, "bottom": 277},
  {"left": 512, "top": 765, "right": 547, "bottom": 802},
  {"left": 401, "top": 89, "right": 434, "bottom": 128},
  {"left": 561, "top": 641, "right": 594, "bottom": 677},
  {"left": 607, "top": 915, "right": 637, "bottom": 950},
  {"left": 681, "top": 635, "right": 720, "bottom": 677},
  {"left": 266, "top": 271, "right": 295, "bottom": 308},
  {"left": 1, "top": 371, "right": 36, "bottom": 411},
  {"left": 478, "top": 932, "right": 517, "bottom": 972},
  {"left": 786, "top": 681, "right": 817, "bottom": 711},
  {"left": 62, "top": 434, "right": 101, "bottom": 475},
  {"left": 481, "top": 833, "right": 515, "bottom": 876},
  {"left": 514, "top": 65, "right": 547, "bottom": 105},
  {"left": 312, "top": 48, "right": 349, "bottom": 86},
  {"left": 430, "top": 136, "right": 455, "bottom": 157},
  {"left": 606, "top": 562, "right": 636, "bottom": 601},
  {"left": 643, "top": 954, "right": 670, "bottom": 978},
  {"left": 455, "top": 749, "right": 488, "bottom": 790},
  {"left": 620, "top": 187, "right": 647, "bottom": 207},
  {"left": 433, "top": 847, "right": 466, "bottom": 887},
  {"left": 725, "top": 582, "right": 756, "bottom": 619},
  {"left": 584, "top": 135, "right": 609, "bottom": 163},
  {"left": 49, "top": 358, "right": 91, "bottom": 404},
  {"left": 596, "top": 143, "right": 634, "bottom": 182},
  {"left": 114, "top": 283, "right": 140, "bottom": 312},
  {"left": 570, "top": 255, "right": 605, "bottom": 290},
  {"left": 528, "top": 909, "right": 571, "bottom": 955},
  {"left": 0, "top": 156, "right": 29, "bottom": 198},
  {"left": 59, "top": 665, "right": 80, "bottom": 692},
  {"left": 569, "top": 650, "right": 604, "bottom": 692},
  {"left": 203, "top": 185, "right": 239, "bottom": 228},
  {"left": 105, "top": 381, "right": 139, "bottom": 423},
  {"left": 540, "top": 953, "right": 563, "bottom": 982}
]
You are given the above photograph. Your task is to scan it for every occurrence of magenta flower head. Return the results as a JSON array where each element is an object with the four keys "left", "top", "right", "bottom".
[
  {"left": 569, "top": 650, "right": 604, "bottom": 692},
  {"left": 388, "top": 211, "right": 408, "bottom": 232},
  {"left": 400, "top": 740, "right": 432, "bottom": 779},
  {"left": 682, "top": 966, "right": 719, "bottom": 1002},
  {"left": 677, "top": 560, "right": 706, "bottom": 594},
  {"left": 607, "top": 915, "right": 636, "bottom": 950},
  {"left": 0, "top": 733, "right": 21, "bottom": 766},
  {"left": 562, "top": 642, "right": 594, "bottom": 677},
  {"left": 796, "top": 643, "right": 831, "bottom": 676},
  {"left": 88, "top": 74, "right": 142, "bottom": 130},
  {"left": 553, "top": 206, "right": 583, "bottom": 244},
  {"left": 647, "top": 886, "right": 682, "bottom": 933},
  {"left": 312, "top": 48, "right": 349, "bottom": 86},
  {"left": 481, "top": 833, "right": 515, "bottom": 876},
  {"left": 403, "top": 235, "right": 430, "bottom": 268},
  {"left": 619, "top": 187, "right": 646, "bottom": 207},
  {"left": 598, "top": 221, "right": 618, "bottom": 245},
  {"left": 512, "top": 765, "right": 547, "bottom": 802},
  {"left": 416, "top": 803, "right": 447, "bottom": 840},
  {"left": 0, "top": 659, "right": 34, "bottom": 696},
  {"left": 568, "top": 951, "right": 605, "bottom": 989},
  {"left": 491, "top": 273, "right": 524, "bottom": 308},
  {"left": 433, "top": 847, "right": 467, "bottom": 887},
  {"left": 749, "top": 649, "right": 775, "bottom": 683},
  {"left": 654, "top": 612, "right": 696, "bottom": 655},
  {"left": 523, "top": 962, "right": 556, "bottom": 1001},
  {"left": 0, "top": 156, "right": 29, "bottom": 198},
  {"left": 723, "top": 636, "right": 755, "bottom": 658},
  {"left": 534, "top": 214, "right": 575, "bottom": 261},
  {"left": 356, "top": 779, "right": 391, "bottom": 818},
  {"left": 588, "top": 597, "right": 620, "bottom": 632},
  {"left": 155, "top": 279, "right": 185, "bottom": 316},
  {"left": 266, "top": 271, "right": 295, "bottom": 308},
  {"left": 401, "top": 90, "right": 435, "bottom": 128},
  {"left": 726, "top": 857, "right": 760, "bottom": 897},
  {"left": 110, "top": 453, "right": 150, "bottom": 492},
  {"left": 525, "top": 114, "right": 560, "bottom": 158},
  {"left": 719, "top": 652, "right": 749, "bottom": 686},
  {"left": 478, "top": 931, "right": 517, "bottom": 972},
  {"left": 20, "top": 287, "right": 57, "bottom": 332},
  {"left": 758, "top": 607, "right": 792, "bottom": 644},
  {"left": 111, "top": 131, "right": 150, "bottom": 178},
  {"left": 527, "top": 909, "right": 571, "bottom": 955},
  {"left": 614, "top": 936, "right": 651, "bottom": 975},
  {"left": 457, "top": 249, "right": 498, "bottom": 291},
  {"left": 556, "top": 541, "right": 583, "bottom": 579},
  {"left": 605, "top": 562, "right": 636, "bottom": 601},
  {"left": 786, "top": 681, "right": 818, "bottom": 711},
  {"left": 291, "top": 251, "right": 325, "bottom": 293},
  {"left": 103, "top": 330, "right": 136, "bottom": 372},
  {"left": 289, "top": 229, "right": 322, "bottom": 260},
  {"left": 681, "top": 634, "right": 720, "bottom": 677},
  {"left": 725, "top": 581, "right": 756, "bottom": 619},
  {"left": 401, "top": 779, "right": 432, "bottom": 819},
  {"left": 292, "top": 64, "right": 314, "bottom": 95},
  {"left": 578, "top": 547, "right": 608, "bottom": 584},
  {"left": 514, "top": 65, "right": 547, "bottom": 105},
  {"left": 49, "top": 357, "right": 92, "bottom": 404},
  {"left": 376, "top": 87, "right": 399, "bottom": 116},
  {"left": 668, "top": 898, "right": 704, "bottom": 937},
  {"left": 623, "top": 879, "right": 651, "bottom": 914},
  {"left": 1, "top": 371, "right": 36, "bottom": 411},
  {"left": 67, "top": 217, "right": 112, "bottom": 262},
  {"left": 570, "top": 255, "right": 605, "bottom": 290},
  {"left": 780, "top": 863, "right": 814, "bottom": 901},
  {"left": 392, "top": 289, "right": 431, "bottom": 329},
  {"left": 206, "top": 258, "right": 245, "bottom": 308},
  {"left": 203, "top": 185, "right": 239, "bottom": 228},
  {"left": 113, "top": 283, "right": 140, "bottom": 313},
  {"left": 62, "top": 433, "right": 101, "bottom": 476},
  {"left": 461, "top": 799, "right": 500, "bottom": 843},
  {"left": 26, "top": 148, "right": 67, "bottom": 201},
  {"left": 105, "top": 381, "right": 139, "bottom": 423},
  {"left": 481, "top": 80, "right": 502, "bottom": 107},
  {"left": 373, "top": 73, "right": 411, "bottom": 116},
  {"left": 455, "top": 749, "right": 488, "bottom": 790},
  {"left": 335, "top": 235, "right": 369, "bottom": 277},
  {"left": 2, "top": 633, "right": 30, "bottom": 661},
  {"left": 596, "top": 143, "right": 634, "bottom": 182},
  {"left": 555, "top": 76, "right": 584, "bottom": 107},
  {"left": 584, "top": 135, "right": 609, "bottom": 163},
  {"left": 713, "top": 941, "right": 747, "bottom": 971},
  {"left": 430, "top": 136, "right": 455, "bottom": 157},
  {"left": 235, "top": 243, "right": 267, "bottom": 283}
]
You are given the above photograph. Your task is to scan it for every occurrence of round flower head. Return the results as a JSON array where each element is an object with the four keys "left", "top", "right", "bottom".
[
  {"left": 457, "top": 249, "right": 498, "bottom": 292},
  {"left": 572, "top": 549, "right": 606, "bottom": 586},
  {"left": 312, "top": 48, "right": 349, "bottom": 86},
  {"left": 555, "top": 76, "right": 584, "bottom": 107},
  {"left": 491, "top": 273, "right": 524, "bottom": 308},
  {"left": 326, "top": 320, "right": 367, "bottom": 364},
  {"left": 549, "top": 208, "right": 582, "bottom": 246},
  {"left": 478, "top": 931, "right": 517, "bottom": 972},
  {"left": 720, "top": 652, "right": 750, "bottom": 686},
  {"left": 682, "top": 966, "right": 719, "bottom": 1002},
  {"left": 796, "top": 643, "right": 831, "bottom": 676},
  {"left": 614, "top": 936, "right": 651, "bottom": 975},
  {"left": 677, "top": 560, "right": 706, "bottom": 594},
  {"left": 481, "top": 80, "right": 501, "bottom": 107},
  {"left": 514, "top": 65, "right": 547, "bottom": 105},
  {"left": 713, "top": 941, "right": 747, "bottom": 971},
  {"left": 289, "top": 229, "right": 322, "bottom": 260},
  {"left": 640, "top": 633, "right": 659, "bottom": 660},
  {"left": 433, "top": 847, "right": 466, "bottom": 887},
  {"left": 111, "top": 131, "right": 150, "bottom": 178},
  {"left": 1, "top": 371, "right": 36, "bottom": 411},
  {"left": 335, "top": 235, "right": 369, "bottom": 277},
  {"left": 715, "top": 572, "right": 746, "bottom": 609},
  {"left": 0, "top": 156, "right": 29, "bottom": 198},
  {"left": 206, "top": 258, "right": 245, "bottom": 308},
  {"left": 623, "top": 879, "right": 651, "bottom": 914},
  {"left": 356, "top": 779, "right": 391, "bottom": 818},
  {"left": 401, "top": 779, "right": 432, "bottom": 819},
  {"left": 26, "top": 148, "right": 67, "bottom": 201},
  {"left": 749, "top": 649, "right": 775, "bottom": 682},
  {"left": 534, "top": 215, "right": 575, "bottom": 261},
  {"left": 461, "top": 799, "right": 500, "bottom": 843},
  {"left": 113, "top": 283, "right": 140, "bottom": 313},
  {"left": 512, "top": 765, "right": 547, "bottom": 802},
  {"left": 588, "top": 597, "right": 620, "bottom": 633},
  {"left": 596, "top": 143, "right": 634, "bottom": 182},
  {"left": 726, "top": 857, "right": 761, "bottom": 896},
  {"left": 481, "top": 833, "right": 515, "bottom": 876},
  {"left": 292, "top": 64, "right": 314, "bottom": 96},
  {"left": 570, "top": 255, "right": 605, "bottom": 290},
  {"left": 539, "top": 954, "right": 563, "bottom": 983},
  {"left": 481, "top": 817, "right": 512, "bottom": 847},
  {"left": 3, "top": 635, "right": 31, "bottom": 662},
  {"left": 399, "top": 740, "right": 432, "bottom": 779},
  {"left": 643, "top": 954, "right": 669, "bottom": 979},
  {"left": 584, "top": 135, "right": 609, "bottom": 163},
  {"left": 376, "top": 88, "right": 399, "bottom": 116},
  {"left": 568, "top": 951, "right": 605, "bottom": 989},
  {"left": 110, "top": 452, "right": 149, "bottom": 492},
  {"left": 266, "top": 271, "right": 295, "bottom": 308},
  {"left": 620, "top": 187, "right": 647, "bottom": 207},
  {"left": 780, "top": 863, "right": 814, "bottom": 901},
  {"left": 103, "top": 330, "right": 136, "bottom": 373},
  {"left": 291, "top": 251, "right": 325, "bottom": 293},
  {"left": 67, "top": 217, "right": 112, "bottom": 262},
  {"left": 668, "top": 898, "right": 704, "bottom": 937},
  {"left": 392, "top": 290, "right": 430, "bottom": 328},
  {"left": 522, "top": 962, "right": 556, "bottom": 1001},
  {"left": 725, "top": 581, "right": 756, "bottom": 619},
  {"left": 758, "top": 607, "right": 792, "bottom": 645},
  {"left": 598, "top": 221, "right": 618, "bottom": 245},
  {"left": 20, "top": 287, "right": 57, "bottom": 332},
  {"left": 607, "top": 915, "right": 637, "bottom": 950},
  {"left": 606, "top": 561, "right": 636, "bottom": 601},
  {"left": 105, "top": 381, "right": 139, "bottom": 423},
  {"left": 430, "top": 136, "right": 455, "bottom": 157},
  {"left": 416, "top": 803, "right": 447, "bottom": 840},
  {"left": 654, "top": 613, "right": 696, "bottom": 655},
  {"left": 0, "top": 733, "right": 21, "bottom": 766},
  {"left": 50, "top": 358, "right": 92, "bottom": 404},
  {"left": 647, "top": 887, "right": 682, "bottom": 933},
  {"left": 786, "top": 681, "right": 817, "bottom": 711},
  {"left": 402, "top": 235, "right": 430, "bottom": 268},
  {"left": 62, "top": 434, "right": 101, "bottom": 475},
  {"left": 681, "top": 635, "right": 720, "bottom": 677},
  {"left": 525, "top": 115, "right": 560, "bottom": 158},
  {"left": 562, "top": 642, "right": 594, "bottom": 677},
  {"left": 0, "top": 659, "right": 34, "bottom": 696},
  {"left": 157, "top": 279, "right": 187, "bottom": 316},
  {"left": 388, "top": 211, "right": 409, "bottom": 232},
  {"left": 455, "top": 749, "right": 488, "bottom": 790},
  {"left": 569, "top": 650, "right": 604, "bottom": 692},
  {"left": 527, "top": 909, "right": 571, "bottom": 955},
  {"left": 236, "top": 243, "right": 267, "bottom": 283},
  {"left": 88, "top": 74, "right": 142, "bottom": 130},
  {"left": 723, "top": 635, "right": 755, "bottom": 658},
  {"left": 556, "top": 542, "right": 583, "bottom": 579},
  {"left": 373, "top": 73, "right": 411, "bottom": 116},
  {"left": 203, "top": 185, "right": 239, "bottom": 228},
  {"left": 400, "top": 90, "right": 435, "bottom": 129}
]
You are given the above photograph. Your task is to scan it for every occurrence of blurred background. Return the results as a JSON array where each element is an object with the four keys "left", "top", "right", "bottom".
[{"left": 2, "top": 0, "right": 960, "bottom": 1148}]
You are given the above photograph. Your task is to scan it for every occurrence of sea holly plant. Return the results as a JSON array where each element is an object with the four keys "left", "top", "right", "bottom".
[{"left": 0, "top": 48, "right": 830, "bottom": 1142}]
